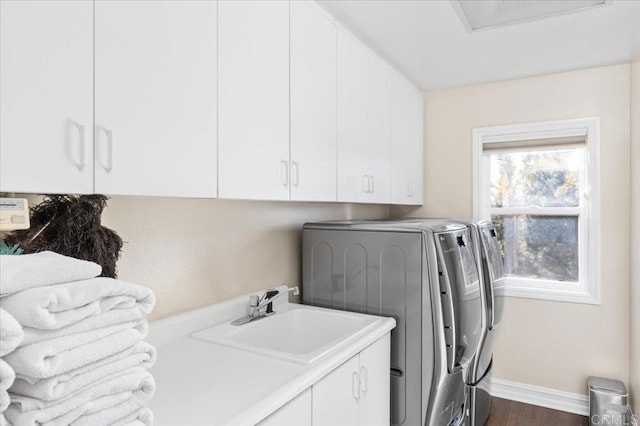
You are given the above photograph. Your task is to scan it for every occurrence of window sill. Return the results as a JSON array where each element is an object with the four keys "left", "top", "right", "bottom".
[{"left": 495, "top": 285, "right": 600, "bottom": 305}]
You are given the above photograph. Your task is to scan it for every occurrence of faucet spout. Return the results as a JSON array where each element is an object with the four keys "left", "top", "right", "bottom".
[
  {"left": 230, "top": 286, "right": 299, "bottom": 326},
  {"left": 253, "top": 286, "right": 299, "bottom": 314}
]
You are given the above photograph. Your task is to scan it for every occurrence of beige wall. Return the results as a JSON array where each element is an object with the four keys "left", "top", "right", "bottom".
[
  {"left": 393, "top": 64, "right": 631, "bottom": 396},
  {"left": 631, "top": 55, "right": 640, "bottom": 412},
  {"left": 99, "top": 198, "right": 387, "bottom": 320}
]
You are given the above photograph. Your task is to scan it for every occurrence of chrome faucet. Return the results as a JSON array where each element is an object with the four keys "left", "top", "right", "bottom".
[{"left": 231, "top": 286, "right": 299, "bottom": 326}]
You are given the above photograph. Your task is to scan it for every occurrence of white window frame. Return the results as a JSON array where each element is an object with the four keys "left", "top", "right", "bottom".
[{"left": 473, "top": 117, "right": 601, "bottom": 305}]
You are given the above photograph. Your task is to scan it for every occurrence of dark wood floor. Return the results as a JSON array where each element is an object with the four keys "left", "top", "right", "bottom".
[{"left": 486, "top": 397, "right": 588, "bottom": 426}]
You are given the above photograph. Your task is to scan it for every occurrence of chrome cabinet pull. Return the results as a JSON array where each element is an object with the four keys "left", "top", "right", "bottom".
[
  {"left": 291, "top": 161, "right": 299, "bottom": 187},
  {"left": 105, "top": 129, "right": 114, "bottom": 173},
  {"left": 96, "top": 125, "right": 114, "bottom": 173},
  {"left": 352, "top": 371, "right": 361, "bottom": 400},
  {"left": 407, "top": 182, "right": 413, "bottom": 197},
  {"left": 69, "top": 121, "right": 86, "bottom": 171},
  {"left": 360, "top": 366, "right": 368, "bottom": 392},
  {"left": 363, "top": 175, "right": 374, "bottom": 193},
  {"left": 280, "top": 160, "right": 289, "bottom": 187}
]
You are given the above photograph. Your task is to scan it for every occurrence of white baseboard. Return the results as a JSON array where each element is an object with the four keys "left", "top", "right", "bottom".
[{"left": 490, "top": 378, "right": 589, "bottom": 416}]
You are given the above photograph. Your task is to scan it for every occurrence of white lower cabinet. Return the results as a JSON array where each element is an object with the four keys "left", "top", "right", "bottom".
[
  {"left": 313, "top": 334, "right": 391, "bottom": 426},
  {"left": 313, "top": 355, "right": 360, "bottom": 425},
  {"left": 357, "top": 335, "right": 391, "bottom": 426},
  {"left": 258, "top": 389, "right": 312, "bottom": 426},
  {"left": 255, "top": 334, "right": 391, "bottom": 426}
]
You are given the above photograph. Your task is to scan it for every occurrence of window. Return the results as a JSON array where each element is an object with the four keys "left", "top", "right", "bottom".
[{"left": 473, "top": 118, "right": 601, "bottom": 304}]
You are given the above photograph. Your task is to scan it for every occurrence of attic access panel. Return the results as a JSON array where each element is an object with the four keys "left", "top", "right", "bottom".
[{"left": 451, "top": 0, "right": 610, "bottom": 32}]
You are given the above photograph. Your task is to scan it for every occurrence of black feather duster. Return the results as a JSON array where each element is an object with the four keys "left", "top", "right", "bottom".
[{"left": 4, "top": 195, "right": 123, "bottom": 278}]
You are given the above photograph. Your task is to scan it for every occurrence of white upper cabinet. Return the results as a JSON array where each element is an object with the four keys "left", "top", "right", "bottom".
[
  {"left": 0, "top": 0, "right": 94, "bottom": 194},
  {"left": 336, "top": 28, "right": 392, "bottom": 204},
  {"left": 218, "top": 0, "right": 290, "bottom": 201},
  {"left": 94, "top": 0, "right": 217, "bottom": 198},
  {"left": 0, "top": 0, "right": 423, "bottom": 205},
  {"left": 391, "top": 71, "right": 424, "bottom": 205},
  {"left": 290, "top": 1, "right": 337, "bottom": 202}
]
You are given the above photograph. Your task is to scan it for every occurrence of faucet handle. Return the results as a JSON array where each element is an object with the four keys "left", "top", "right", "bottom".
[
  {"left": 264, "top": 289, "right": 280, "bottom": 300},
  {"left": 250, "top": 294, "right": 259, "bottom": 308}
]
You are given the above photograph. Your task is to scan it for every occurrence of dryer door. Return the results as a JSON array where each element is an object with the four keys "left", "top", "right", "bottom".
[
  {"left": 435, "top": 228, "right": 483, "bottom": 372},
  {"left": 478, "top": 223, "right": 505, "bottom": 328}
]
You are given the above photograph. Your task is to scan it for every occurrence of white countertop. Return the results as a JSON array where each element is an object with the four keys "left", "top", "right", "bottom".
[{"left": 147, "top": 290, "right": 395, "bottom": 426}]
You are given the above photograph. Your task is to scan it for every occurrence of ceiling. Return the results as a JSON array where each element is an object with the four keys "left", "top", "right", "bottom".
[{"left": 317, "top": 0, "right": 640, "bottom": 91}]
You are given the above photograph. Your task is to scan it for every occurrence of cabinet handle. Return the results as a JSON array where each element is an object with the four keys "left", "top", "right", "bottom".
[
  {"left": 291, "top": 161, "right": 299, "bottom": 187},
  {"left": 96, "top": 125, "right": 114, "bottom": 173},
  {"left": 362, "top": 175, "right": 374, "bottom": 193},
  {"left": 352, "top": 371, "right": 361, "bottom": 400},
  {"left": 280, "top": 160, "right": 289, "bottom": 187},
  {"left": 407, "top": 182, "right": 413, "bottom": 197},
  {"left": 360, "top": 366, "right": 368, "bottom": 392},
  {"left": 69, "top": 121, "right": 86, "bottom": 171}
]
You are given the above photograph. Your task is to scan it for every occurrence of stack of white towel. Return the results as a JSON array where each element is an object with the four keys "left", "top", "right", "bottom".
[
  {"left": 1, "top": 308, "right": 23, "bottom": 426},
  {"left": 0, "top": 252, "right": 156, "bottom": 426}
]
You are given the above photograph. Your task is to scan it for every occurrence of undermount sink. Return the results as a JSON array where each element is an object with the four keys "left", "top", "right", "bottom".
[{"left": 191, "top": 304, "right": 382, "bottom": 365}]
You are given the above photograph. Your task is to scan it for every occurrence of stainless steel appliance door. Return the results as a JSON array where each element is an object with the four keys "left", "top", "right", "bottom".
[
  {"left": 434, "top": 229, "right": 483, "bottom": 372},
  {"left": 478, "top": 223, "right": 505, "bottom": 329}
]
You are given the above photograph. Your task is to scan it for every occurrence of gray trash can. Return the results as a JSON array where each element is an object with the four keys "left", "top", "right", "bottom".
[{"left": 588, "top": 377, "right": 629, "bottom": 426}]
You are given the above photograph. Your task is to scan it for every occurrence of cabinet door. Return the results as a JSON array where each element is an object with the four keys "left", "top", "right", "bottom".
[
  {"left": 337, "top": 29, "right": 391, "bottom": 204},
  {"left": 94, "top": 0, "right": 217, "bottom": 198},
  {"left": 391, "top": 71, "right": 424, "bottom": 205},
  {"left": 0, "top": 0, "right": 93, "bottom": 194},
  {"left": 218, "top": 0, "right": 290, "bottom": 201},
  {"left": 290, "top": 1, "right": 337, "bottom": 202},
  {"left": 258, "top": 388, "right": 312, "bottom": 426},
  {"left": 359, "top": 334, "right": 391, "bottom": 426},
  {"left": 313, "top": 355, "right": 360, "bottom": 426}
]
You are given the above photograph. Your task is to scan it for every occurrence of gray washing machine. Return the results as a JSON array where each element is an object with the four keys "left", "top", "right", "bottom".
[
  {"left": 401, "top": 219, "right": 505, "bottom": 425},
  {"left": 461, "top": 220, "right": 505, "bottom": 426},
  {"left": 302, "top": 220, "right": 484, "bottom": 426}
]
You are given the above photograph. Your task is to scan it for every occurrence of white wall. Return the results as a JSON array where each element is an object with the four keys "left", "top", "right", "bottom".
[
  {"left": 8, "top": 195, "right": 387, "bottom": 320},
  {"left": 101, "top": 198, "right": 388, "bottom": 320},
  {"left": 630, "top": 54, "right": 640, "bottom": 413},
  {"left": 393, "top": 64, "right": 631, "bottom": 396}
]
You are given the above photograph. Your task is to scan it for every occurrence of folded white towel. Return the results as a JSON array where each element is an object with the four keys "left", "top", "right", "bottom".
[
  {"left": 0, "top": 278, "right": 154, "bottom": 331},
  {"left": 0, "top": 252, "right": 101, "bottom": 297},
  {"left": 20, "top": 305, "right": 153, "bottom": 348},
  {"left": 74, "top": 389, "right": 154, "bottom": 426},
  {"left": 0, "top": 309, "right": 23, "bottom": 357},
  {"left": 117, "top": 407, "right": 153, "bottom": 426},
  {"left": 10, "top": 342, "right": 155, "bottom": 401},
  {"left": 0, "top": 360, "right": 16, "bottom": 412},
  {"left": 5, "top": 368, "right": 154, "bottom": 426},
  {"left": 4, "top": 321, "right": 147, "bottom": 380}
]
